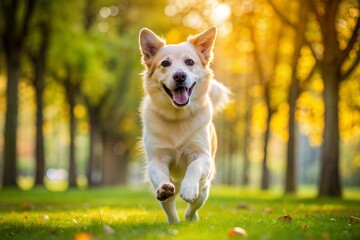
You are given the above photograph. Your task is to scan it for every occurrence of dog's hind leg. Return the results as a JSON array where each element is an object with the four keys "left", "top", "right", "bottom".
[
  {"left": 160, "top": 195, "right": 180, "bottom": 224},
  {"left": 185, "top": 183, "right": 210, "bottom": 222}
]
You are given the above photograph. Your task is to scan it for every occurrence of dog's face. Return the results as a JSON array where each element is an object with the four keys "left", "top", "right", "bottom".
[{"left": 139, "top": 27, "right": 217, "bottom": 109}]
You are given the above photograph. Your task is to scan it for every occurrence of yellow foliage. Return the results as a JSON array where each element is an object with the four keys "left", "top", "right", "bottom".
[
  {"left": 250, "top": 85, "right": 264, "bottom": 98},
  {"left": 275, "top": 63, "right": 292, "bottom": 85},
  {"left": 166, "top": 28, "right": 182, "bottom": 44},
  {"left": 297, "top": 46, "right": 316, "bottom": 81},
  {"left": 354, "top": 155, "right": 360, "bottom": 168},
  {"left": 224, "top": 102, "right": 237, "bottom": 122},
  {"left": 310, "top": 76, "right": 324, "bottom": 94},
  {"left": 251, "top": 102, "right": 267, "bottom": 135},
  {"left": 279, "top": 39, "right": 294, "bottom": 56},
  {"left": 270, "top": 103, "right": 289, "bottom": 142},
  {"left": 120, "top": 117, "right": 137, "bottom": 135},
  {"left": 74, "top": 104, "right": 86, "bottom": 119},
  {"left": 339, "top": 102, "right": 360, "bottom": 143},
  {"left": 78, "top": 122, "right": 89, "bottom": 133}
]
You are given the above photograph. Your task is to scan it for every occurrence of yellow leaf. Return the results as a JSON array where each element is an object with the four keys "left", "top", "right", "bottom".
[
  {"left": 74, "top": 232, "right": 93, "bottom": 240},
  {"left": 228, "top": 227, "right": 248, "bottom": 237},
  {"left": 278, "top": 215, "right": 292, "bottom": 223},
  {"left": 349, "top": 216, "right": 360, "bottom": 223}
]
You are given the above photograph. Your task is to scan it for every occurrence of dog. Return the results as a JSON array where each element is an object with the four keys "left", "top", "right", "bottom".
[{"left": 139, "top": 26, "right": 230, "bottom": 224}]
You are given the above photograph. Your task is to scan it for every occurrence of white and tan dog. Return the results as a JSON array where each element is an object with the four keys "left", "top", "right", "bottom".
[{"left": 139, "top": 26, "right": 230, "bottom": 224}]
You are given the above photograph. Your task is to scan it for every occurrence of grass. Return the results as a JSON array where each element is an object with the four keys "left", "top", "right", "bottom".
[{"left": 0, "top": 186, "right": 360, "bottom": 240}]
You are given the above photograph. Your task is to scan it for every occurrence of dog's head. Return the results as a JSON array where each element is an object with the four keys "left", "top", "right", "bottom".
[{"left": 139, "top": 27, "right": 217, "bottom": 109}]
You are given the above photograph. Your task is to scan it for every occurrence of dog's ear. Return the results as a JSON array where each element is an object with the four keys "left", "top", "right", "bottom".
[
  {"left": 139, "top": 28, "right": 165, "bottom": 68},
  {"left": 188, "top": 26, "right": 217, "bottom": 65}
]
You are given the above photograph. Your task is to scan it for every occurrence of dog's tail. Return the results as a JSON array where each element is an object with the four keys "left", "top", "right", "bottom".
[{"left": 209, "top": 79, "right": 231, "bottom": 114}]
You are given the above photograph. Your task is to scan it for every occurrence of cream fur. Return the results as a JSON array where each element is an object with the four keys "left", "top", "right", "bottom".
[{"left": 139, "top": 26, "right": 230, "bottom": 224}]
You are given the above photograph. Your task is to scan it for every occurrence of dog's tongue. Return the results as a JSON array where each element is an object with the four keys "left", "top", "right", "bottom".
[{"left": 173, "top": 87, "right": 189, "bottom": 105}]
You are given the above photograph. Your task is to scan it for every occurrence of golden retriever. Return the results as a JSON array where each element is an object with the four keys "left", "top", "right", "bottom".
[{"left": 139, "top": 26, "right": 230, "bottom": 223}]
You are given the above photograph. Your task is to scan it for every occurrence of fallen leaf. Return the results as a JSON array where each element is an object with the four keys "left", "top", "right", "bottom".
[
  {"left": 349, "top": 216, "right": 360, "bottom": 223},
  {"left": 21, "top": 203, "right": 34, "bottom": 211},
  {"left": 74, "top": 232, "right": 93, "bottom": 240},
  {"left": 278, "top": 215, "right": 292, "bottom": 223},
  {"left": 228, "top": 227, "right": 248, "bottom": 237},
  {"left": 300, "top": 224, "right": 308, "bottom": 230},
  {"left": 236, "top": 203, "right": 251, "bottom": 210},
  {"left": 103, "top": 224, "right": 115, "bottom": 235}
]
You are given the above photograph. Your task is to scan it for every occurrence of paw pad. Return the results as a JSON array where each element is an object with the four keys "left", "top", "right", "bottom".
[{"left": 156, "top": 183, "right": 175, "bottom": 201}]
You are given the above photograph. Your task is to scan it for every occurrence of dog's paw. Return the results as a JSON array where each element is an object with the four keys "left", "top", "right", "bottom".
[
  {"left": 156, "top": 182, "right": 175, "bottom": 201},
  {"left": 180, "top": 182, "right": 199, "bottom": 203}
]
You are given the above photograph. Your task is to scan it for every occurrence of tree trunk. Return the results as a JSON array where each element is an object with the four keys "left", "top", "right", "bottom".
[
  {"left": 318, "top": 67, "right": 341, "bottom": 197},
  {"left": 3, "top": 51, "right": 20, "bottom": 187},
  {"left": 86, "top": 110, "right": 102, "bottom": 187},
  {"left": 242, "top": 77, "right": 252, "bottom": 186},
  {"left": 33, "top": 24, "right": 49, "bottom": 186},
  {"left": 242, "top": 110, "right": 250, "bottom": 186},
  {"left": 65, "top": 80, "right": 78, "bottom": 188},
  {"left": 285, "top": 78, "right": 297, "bottom": 194},
  {"left": 1, "top": 0, "right": 37, "bottom": 187},
  {"left": 285, "top": 85, "right": 297, "bottom": 193},
  {"left": 316, "top": 1, "right": 343, "bottom": 198},
  {"left": 261, "top": 103, "right": 272, "bottom": 190},
  {"left": 34, "top": 63, "right": 45, "bottom": 186},
  {"left": 285, "top": 3, "right": 307, "bottom": 194},
  {"left": 102, "top": 132, "right": 128, "bottom": 186}
]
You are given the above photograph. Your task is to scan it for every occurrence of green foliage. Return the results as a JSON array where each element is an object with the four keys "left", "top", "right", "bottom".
[{"left": 0, "top": 187, "right": 359, "bottom": 240}]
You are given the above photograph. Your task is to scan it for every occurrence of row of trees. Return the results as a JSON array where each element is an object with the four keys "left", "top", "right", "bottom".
[
  {"left": 165, "top": 0, "right": 359, "bottom": 197},
  {"left": 0, "top": 0, "right": 171, "bottom": 188},
  {"left": 0, "top": 0, "right": 359, "bottom": 197}
]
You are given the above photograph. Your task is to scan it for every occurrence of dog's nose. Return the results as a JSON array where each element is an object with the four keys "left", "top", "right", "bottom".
[{"left": 173, "top": 71, "right": 187, "bottom": 83}]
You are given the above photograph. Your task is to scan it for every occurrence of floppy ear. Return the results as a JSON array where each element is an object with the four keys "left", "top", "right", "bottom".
[
  {"left": 139, "top": 28, "right": 165, "bottom": 68},
  {"left": 187, "top": 26, "right": 217, "bottom": 65}
]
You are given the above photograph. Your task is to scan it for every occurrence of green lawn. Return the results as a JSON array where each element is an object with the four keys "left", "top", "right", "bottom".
[{"left": 0, "top": 186, "right": 359, "bottom": 240}]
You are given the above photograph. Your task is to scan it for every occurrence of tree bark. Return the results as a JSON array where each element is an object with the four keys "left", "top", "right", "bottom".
[
  {"left": 86, "top": 109, "right": 102, "bottom": 187},
  {"left": 32, "top": 23, "right": 49, "bottom": 186},
  {"left": 3, "top": 50, "right": 20, "bottom": 186},
  {"left": 314, "top": 0, "right": 344, "bottom": 198},
  {"left": 1, "top": 0, "right": 36, "bottom": 187},
  {"left": 242, "top": 103, "right": 251, "bottom": 186},
  {"left": 260, "top": 102, "right": 272, "bottom": 190},
  {"left": 318, "top": 66, "right": 341, "bottom": 197},
  {"left": 64, "top": 78, "right": 78, "bottom": 188},
  {"left": 285, "top": 3, "right": 308, "bottom": 194}
]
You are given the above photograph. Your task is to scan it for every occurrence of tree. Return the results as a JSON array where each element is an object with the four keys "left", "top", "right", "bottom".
[
  {"left": 269, "top": 0, "right": 359, "bottom": 197},
  {"left": 310, "top": 0, "right": 360, "bottom": 197},
  {"left": 27, "top": 21, "right": 50, "bottom": 186},
  {"left": 51, "top": 66, "right": 80, "bottom": 188},
  {"left": 1, "top": 0, "right": 37, "bottom": 186},
  {"left": 268, "top": 0, "right": 313, "bottom": 194},
  {"left": 250, "top": 14, "right": 283, "bottom": 190}
]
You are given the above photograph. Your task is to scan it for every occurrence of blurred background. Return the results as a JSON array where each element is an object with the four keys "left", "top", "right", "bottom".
[{"left": 0, "top": 0, "right": 359, "bottom": 197}]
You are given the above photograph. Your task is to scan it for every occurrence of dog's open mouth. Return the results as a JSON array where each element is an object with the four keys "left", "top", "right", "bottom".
[{"left": 163, "top": 82, "right": 196, "bottom": 107}]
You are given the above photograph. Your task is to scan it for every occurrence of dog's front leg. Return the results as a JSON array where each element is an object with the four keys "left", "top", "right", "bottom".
[
  {"left": 180, "top": 153, "right": 213, "bottom": 203},
  {"left": 148, "top": 160, "right": 180, "bottom": 224},
  {"left": 148, "top": 160, "right": 175, "bottom": 201}
]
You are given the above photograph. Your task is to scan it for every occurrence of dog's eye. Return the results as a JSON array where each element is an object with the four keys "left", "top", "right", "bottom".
[
  {"left": 161, "top": 60, "right": 171, "bottom": 67},
  {"left": 185, "top": 59, "right": 194, "bottom": 66}
]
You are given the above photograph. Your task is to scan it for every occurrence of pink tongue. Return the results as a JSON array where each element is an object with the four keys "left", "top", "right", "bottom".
[{"left": 173, "top": 88, "right": 189, "bottom": 105}]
